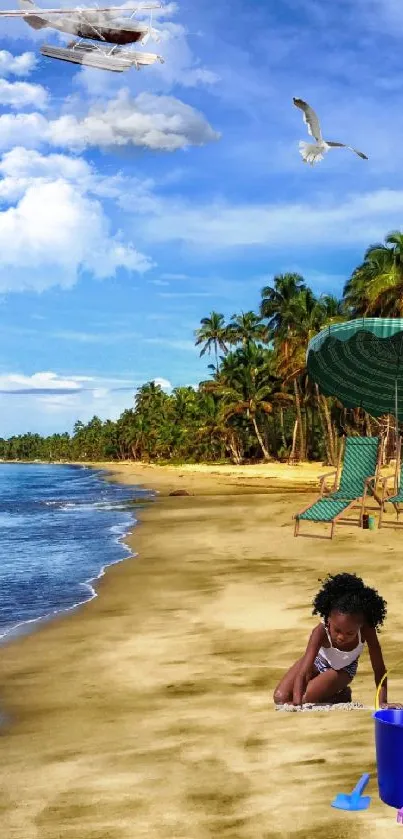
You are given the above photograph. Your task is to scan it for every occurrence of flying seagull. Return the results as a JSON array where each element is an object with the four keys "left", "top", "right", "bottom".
[{"left": 293, "top": 97, "right": 368, "bottom": 165}]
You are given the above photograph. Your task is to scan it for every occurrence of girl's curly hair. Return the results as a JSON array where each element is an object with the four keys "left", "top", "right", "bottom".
[{"left": 312, "top": 572, "right": 387, "bottom": 630}]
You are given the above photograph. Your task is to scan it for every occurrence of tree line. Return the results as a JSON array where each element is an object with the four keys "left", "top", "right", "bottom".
[{"left": 2, "top": 231, "right": 402, "bottom": 466}]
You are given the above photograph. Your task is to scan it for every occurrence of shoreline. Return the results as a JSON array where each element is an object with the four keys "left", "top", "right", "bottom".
[
  {"left": 0, "top": 461, "right": 400, "bottom": 837},
  {"left": 0, "top": 513, "right": 139, "bottom": 649},
  {"left": 0, "top": 458, "right": 330, "bottom": 493},
  {"left": 0, "top": 463, "right": 154, "bottom": 650},
  {"left": 97, "top": 458, "right": 330, "bottom": 496}
]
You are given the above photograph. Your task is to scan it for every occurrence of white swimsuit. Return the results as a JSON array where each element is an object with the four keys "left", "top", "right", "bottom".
[{"left": 315, "top": 623, "right": 364, "bottom": 678}]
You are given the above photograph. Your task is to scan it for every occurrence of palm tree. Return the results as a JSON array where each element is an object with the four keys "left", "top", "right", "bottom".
[
  {"left": 205, "top": 344, "right": 292, "bottom": 461},
  {"left": 260, "top": 273, "right": 306, "bottom": 337},
  {"left": 343, "top": 230, "right": 403, "bottom": 316},
  {"left": 226, "top": 311, "right": 268, "bottom": 348},
  {"left": 277, "top": 292, "right": 343, "bottom": 379},
  {"left": 275, "top": 291, "right": 344, "bottom": 462},
  {"left": 195, "top": 311, "right": 228, "bottom": 372},
  {"left": 195, "top": 391, "right": 243, "bottom": 463},
  {"left": 260, "top": 276, "right": 310, "bottom": 459},
  {"left": 133, "top": 382, "right": 170, "bottom": 460},
  {"left": 135, "top": 381, "right": 168, "bottom": 415}
]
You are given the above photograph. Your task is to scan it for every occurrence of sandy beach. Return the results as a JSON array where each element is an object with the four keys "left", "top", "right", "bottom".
[{"left": 0, "top": 461, "right": 403, "bottom": 838}]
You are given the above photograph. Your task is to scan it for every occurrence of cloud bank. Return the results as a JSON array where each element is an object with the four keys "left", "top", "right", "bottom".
[
  {"left": 0, "top": 89, "right": 220, "bottom": 152},
  {"left": 135, "top": 189, "right": 403, "bottom": 251}
]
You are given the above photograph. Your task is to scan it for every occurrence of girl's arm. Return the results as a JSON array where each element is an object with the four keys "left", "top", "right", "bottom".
[
  {"left": 365, "top": 625, "right": 388, "bottom": 705},
  {"left": 293, "top": 623, "right": 326, "bottom": 706}
]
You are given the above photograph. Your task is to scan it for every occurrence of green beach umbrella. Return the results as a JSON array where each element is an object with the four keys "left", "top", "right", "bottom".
[{"left": 307, "top": 318, "right": 403, "bottom": 429}]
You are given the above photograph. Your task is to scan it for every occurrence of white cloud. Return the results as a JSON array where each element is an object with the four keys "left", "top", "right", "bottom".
[
  {"left": 0, "top": 146, "right": 92, "bottom": 201},
  {"left": 0, "top": 105, "right": 217, "bottom": 292},
  {"left": 0, "top": 113, "right": 46, "bottom": 152},
  {"left": 0, "top": 146, "right": 157, "bottom": 291},
  {"left": 48, "top": 89, "right": 220, "bottom": 151},
  {"left": 0, "top": 371, "right": 85, "bottom": 393},
  {"left": 0, "top": 146, "right": 155, "bottom": 211},
  {"left": 153, "top": 377, "right": 172, "bottom": 389},
  {"left": 0, "top": 50, "right": 37, "bottom": 76},
  {"left": 0, "top": 90, "right": 220, "bottom": 152},
  {"left": 0, "top": 78, "right": 48, "bottom": 109},
  {"left": 0, "top": 368, "right": 163, "bottom": 398},
  {"left": 0, "top": 178, "right": 153, "bottom": 291},
  {"left": 136, "top": 188, "right": 403, "bottom": 250}
]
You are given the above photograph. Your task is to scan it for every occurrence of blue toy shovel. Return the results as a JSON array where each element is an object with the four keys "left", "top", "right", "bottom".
[{"left": 331, "top": 773, "right": 371, "bottom": 811}]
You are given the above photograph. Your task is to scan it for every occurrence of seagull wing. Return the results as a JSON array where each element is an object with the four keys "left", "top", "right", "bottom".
[
  {"left": 293, "top": 98, "right": 322, "bottom": 143},
  {"left": 326, "top": 141, "right": 368, "bottom": 160}
]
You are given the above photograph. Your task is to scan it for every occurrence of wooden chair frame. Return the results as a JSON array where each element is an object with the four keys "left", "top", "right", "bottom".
[{"left": 378, "top": 437, "right": 402, "bottom": 528}]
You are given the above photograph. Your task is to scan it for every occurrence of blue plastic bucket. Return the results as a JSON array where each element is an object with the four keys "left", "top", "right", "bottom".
[{"left": 374, "top": 709, "right": 403, "bottom": 808}]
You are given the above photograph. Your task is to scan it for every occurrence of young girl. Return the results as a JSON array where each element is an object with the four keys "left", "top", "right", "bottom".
[{"left": 273, "top": 572, "right": 389, "bottom": 706}]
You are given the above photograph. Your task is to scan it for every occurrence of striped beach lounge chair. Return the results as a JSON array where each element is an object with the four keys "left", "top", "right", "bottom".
[{"left": 294, "top": 436, "right": 381, "bottom": 539}]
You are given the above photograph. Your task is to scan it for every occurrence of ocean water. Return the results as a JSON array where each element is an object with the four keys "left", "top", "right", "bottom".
[{"left": 0, "top": 463, "right": 154, "bottom": 641}]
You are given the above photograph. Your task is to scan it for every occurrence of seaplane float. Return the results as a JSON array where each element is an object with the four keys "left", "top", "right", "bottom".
[{"left": 0, "top": 0, "right": 166, "bottom": 72}]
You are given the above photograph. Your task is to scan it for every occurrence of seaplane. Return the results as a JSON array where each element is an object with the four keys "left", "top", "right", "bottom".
[{"left": 0, "top": 0, "right": 166, "bottom": 72}]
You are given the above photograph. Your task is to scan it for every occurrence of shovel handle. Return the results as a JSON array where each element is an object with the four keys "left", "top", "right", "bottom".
[
  {"left": 375, "top": 671, "right": 388, "bottom": 710},
  {"left": 352, "top": 773, "right": 370, "bottom": 799}
]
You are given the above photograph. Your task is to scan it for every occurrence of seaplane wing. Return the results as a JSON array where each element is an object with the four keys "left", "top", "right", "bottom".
[{"left": 0, "top": 2, "right": 161, "bottom": 15}]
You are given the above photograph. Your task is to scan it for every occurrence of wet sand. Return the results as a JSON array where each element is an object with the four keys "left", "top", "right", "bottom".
[{"left": 0, "top": 461, "right": 402, "bottom": 838}]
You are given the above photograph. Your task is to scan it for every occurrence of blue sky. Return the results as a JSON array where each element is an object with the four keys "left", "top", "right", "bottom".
[{"left": 1, "top": 0, "right": 403, "bottom": 435}]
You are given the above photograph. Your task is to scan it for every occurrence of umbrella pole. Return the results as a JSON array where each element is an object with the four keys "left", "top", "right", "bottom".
[{"left": 396, "top": 379, "right": 401, "bottom": 493}]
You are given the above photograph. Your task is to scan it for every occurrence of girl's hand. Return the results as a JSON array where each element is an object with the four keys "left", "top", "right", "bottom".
[
  {"left": 293, "top": 669, "right": 308, "bottom": 706},
  {"left": 380, "top": 702, "right": 403, "bottom": 710}
]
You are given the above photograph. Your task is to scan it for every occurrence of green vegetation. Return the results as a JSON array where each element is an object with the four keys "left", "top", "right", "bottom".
[{"left": 3, "top": 231, "right": 402, "bottom": 465}]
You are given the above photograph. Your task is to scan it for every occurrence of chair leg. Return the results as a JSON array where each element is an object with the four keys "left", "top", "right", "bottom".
[
  {"left": 294, "top": 518, "right": 299, "bottom": 537},
  {"left": 359, "top": 489, "right": 367, "bottom": 527},
  {"left": 378, "top": 503, "right": 384, "bottom": 529},
  {"left": 330, "top": 521, "right": 335, "bottom": 539},
  {"left": 359, "top": 493, "right": 366, "bottom": 527}
]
